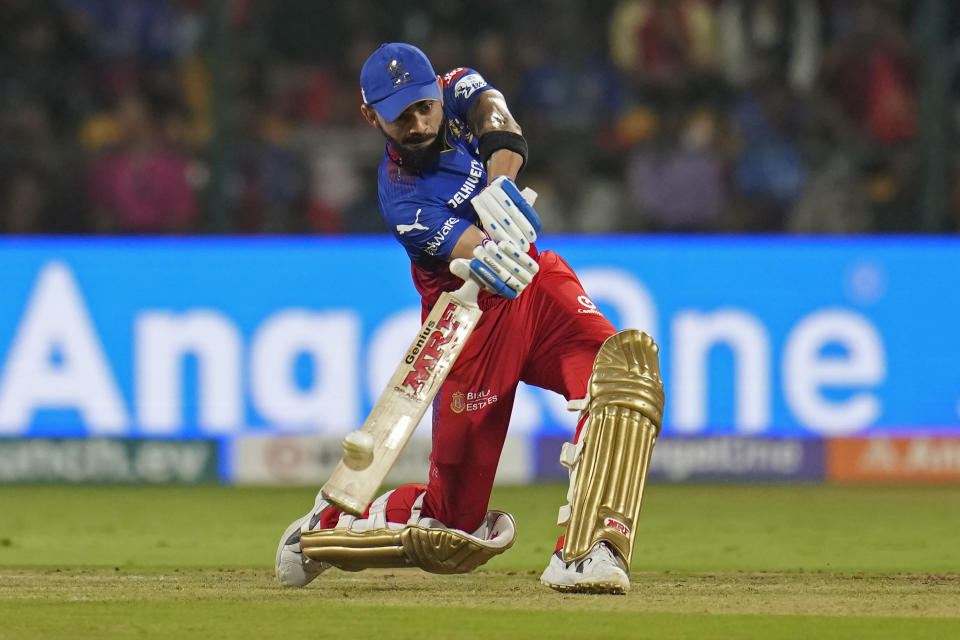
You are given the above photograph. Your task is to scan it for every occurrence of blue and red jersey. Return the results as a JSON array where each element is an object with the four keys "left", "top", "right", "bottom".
[{"left": 376, "top": 67, "right": 525, "bottom": 310}]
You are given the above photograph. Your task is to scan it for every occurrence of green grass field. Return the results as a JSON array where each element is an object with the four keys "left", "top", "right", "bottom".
[{"left": 1, "top": 484, "right": 959, "bottom": 639}]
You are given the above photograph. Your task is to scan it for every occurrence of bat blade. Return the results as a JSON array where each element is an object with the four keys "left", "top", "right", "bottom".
[{"left": 321, "top": 280, "right": 481, "bottom": 515}]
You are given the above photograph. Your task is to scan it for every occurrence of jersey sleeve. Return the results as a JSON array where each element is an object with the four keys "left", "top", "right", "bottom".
[
  {"left": 439, "top": 67, "right": 494, "bottom": 123},
  {"left": 381, "top": 198, "right": 475, "bottom": 265}
]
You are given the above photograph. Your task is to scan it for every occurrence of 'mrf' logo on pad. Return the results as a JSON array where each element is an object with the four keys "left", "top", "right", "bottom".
[{"left": 605, "top": 517, "right": 630, "bottom": 537}]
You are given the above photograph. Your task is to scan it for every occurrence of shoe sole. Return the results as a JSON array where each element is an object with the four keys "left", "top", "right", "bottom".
[{"left": 541, "top": 580, "right": 629, "bottom": 595}]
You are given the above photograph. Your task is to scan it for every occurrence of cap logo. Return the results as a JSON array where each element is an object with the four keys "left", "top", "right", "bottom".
[{"left": 387, "top": 59, "right": 412, "bottom": 88}]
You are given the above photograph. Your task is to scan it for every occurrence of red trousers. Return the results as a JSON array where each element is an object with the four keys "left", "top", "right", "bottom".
[
  {"left": 422, "top": 251, "right": 615, "bottom": 531},
  {"left": 319, "top": 251, "right": 616, "bottom": 533}
]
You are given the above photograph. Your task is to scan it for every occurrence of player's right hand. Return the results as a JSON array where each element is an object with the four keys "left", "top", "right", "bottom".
[
  {"left": 450, "top": 238, "right": 539, "bottom": 300},
  {"left": 472, "top": 176, "right": 542, "bottom": 252}
]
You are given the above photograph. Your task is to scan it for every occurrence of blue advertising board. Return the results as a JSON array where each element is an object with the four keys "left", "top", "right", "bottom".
[{"left": 0, "top": 236, "right": 957, "bottom": 440}]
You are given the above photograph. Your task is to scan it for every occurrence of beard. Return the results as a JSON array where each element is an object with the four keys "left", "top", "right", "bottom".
[{"left": 383, "top": 125, "right": 444, "bottom": 170}]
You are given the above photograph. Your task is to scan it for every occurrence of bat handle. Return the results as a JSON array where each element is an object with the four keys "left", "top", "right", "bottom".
[{"left": 455, "top": 277, "right": 481, "bottom": 307}]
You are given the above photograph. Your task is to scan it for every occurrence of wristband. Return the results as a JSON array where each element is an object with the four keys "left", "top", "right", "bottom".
[{"left": 478, "top": 131, "right": 528, "bottom": 174}]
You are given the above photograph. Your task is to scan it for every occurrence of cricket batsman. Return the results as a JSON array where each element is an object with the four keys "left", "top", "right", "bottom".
[{"left": 276, "top": 42, "right": 664, "bottom": 594}]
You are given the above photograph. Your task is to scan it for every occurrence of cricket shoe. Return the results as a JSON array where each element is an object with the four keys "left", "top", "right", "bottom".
[
  {"left": 539, "top": 542, "right": 630, "bottom": 594},
  {"left": 275, "top": 500, "right": 333, "bottom": 588}
]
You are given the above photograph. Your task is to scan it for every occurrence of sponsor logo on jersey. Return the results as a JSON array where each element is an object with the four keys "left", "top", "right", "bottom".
[
  {"left": 577, "top": 295, "right": 604, "bottom": 316},
  {"left": 396, "top": 208, "right": 429, "bottom": 235},
  {"left": 605, "top": 517, "right": 630, "bottom": 537},
  {"left": 423, "top": 217, "right": 459, "bottom": 255},
  {"left": 446, "top": 159, "right": 484, "bottom": 209},
  {"left": 466, "top": 389, "right": 497, "bottom": 412},
  {"left": 454, "top": 73, "right": 487, "bottom": 100},
  {"left": 441, "top": 67, "right": 468, "bottom": 87},
  {"left": 449, "top": 388, "right": 499, "bottom": 413},
  {"left": 397, "top": 302, "right": 461, "bottom": 397}
]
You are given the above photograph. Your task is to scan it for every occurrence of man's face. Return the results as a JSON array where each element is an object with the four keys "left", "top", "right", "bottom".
[{"left": 363, "top": 99, "right": 444, "bottom": 167}]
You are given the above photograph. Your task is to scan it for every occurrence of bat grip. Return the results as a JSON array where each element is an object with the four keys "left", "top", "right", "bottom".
[{"left": 454, "top": 277, "right": 481, "bottom": 307}]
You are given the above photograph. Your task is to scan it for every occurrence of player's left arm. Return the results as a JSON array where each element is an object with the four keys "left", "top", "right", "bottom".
[
  {"left": 440, "top": 69, "right": 541, "bottom": 298},
  {"left": 458, "top": 78, "right": 539, "bottom": 249},
  {"left": 466, "top": 89, "right": 526, "bottom": 183},
  {"left": 441, "top": 67, "right": 527, "bottom": 184}
]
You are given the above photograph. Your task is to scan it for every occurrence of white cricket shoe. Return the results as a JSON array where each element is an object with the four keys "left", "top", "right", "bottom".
[
  {"left": 540, "top": 542, "right": 630, "bottom": 594},
  {"left": 275, "top": 502, "right": 332, "bottom": 588}
]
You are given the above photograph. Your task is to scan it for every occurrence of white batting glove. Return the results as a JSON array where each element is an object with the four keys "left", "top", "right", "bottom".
[
  {"left": 471, "top": 176, "right": 542, "bottom": 252},
  {"left": 450, "top": 238, "right": 539, "bottom": 300}
]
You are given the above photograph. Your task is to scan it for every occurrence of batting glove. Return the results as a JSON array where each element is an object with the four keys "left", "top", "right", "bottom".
[
  {"left": 450, "top": 238, "right": 539, "bottom": 300},
  {"left": 471, "top": 176, "right": 542, "bottom": 252}
]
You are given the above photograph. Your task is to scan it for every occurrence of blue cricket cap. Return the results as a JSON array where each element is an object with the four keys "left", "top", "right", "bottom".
[{"left": 360, "top": 43, "right": 441, "bottom": 122}]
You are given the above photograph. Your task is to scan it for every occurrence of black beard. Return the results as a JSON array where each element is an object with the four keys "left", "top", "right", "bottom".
[{"left": 384, "top": 126, "right": 444, "bottom": 170}]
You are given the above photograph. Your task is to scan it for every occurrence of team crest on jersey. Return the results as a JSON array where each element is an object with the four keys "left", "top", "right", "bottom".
[
  {"left": 447, "top": 117, "right": 473, "bottom": 143},
  {"left": 387, "top": 59, "right": 412, "bottom": 87},
  {"left": 454, "top": 73, "right": 486, "bottom": 100},
  {"left": 450, "top": 391, "right": 466, "bottom": 414}
]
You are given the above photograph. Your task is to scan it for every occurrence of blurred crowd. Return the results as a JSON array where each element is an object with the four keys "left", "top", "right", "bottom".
[{"left": 1, "top": 0, "right": 958, "bottom": 234}]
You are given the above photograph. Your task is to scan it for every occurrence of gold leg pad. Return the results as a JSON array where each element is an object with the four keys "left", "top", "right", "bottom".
[
  {"left": 561, "top": 330, "right": 665, "bottom": 565},
  {"left": 300, "top": 511, "right": 516, "bottom": 575}
]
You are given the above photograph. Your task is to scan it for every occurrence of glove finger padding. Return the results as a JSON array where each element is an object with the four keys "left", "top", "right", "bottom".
[
  {"left": 472, "top": 176, "right": 542, "bottom": 252},
  {"left": 450, "top": 256, "right": 515, "bottom": 299},
  {"left": 449, "top": 238, "right": 539, "bottom": 300},
  {"left": 473, "top": 239, "right": 536, "bottom": 296},
  {"left": 496, "top": 239, "right": 538, "bottom": 283}
]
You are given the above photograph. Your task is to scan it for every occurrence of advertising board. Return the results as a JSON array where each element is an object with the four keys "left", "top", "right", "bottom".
[{"left": 0, "top": 237, "right": 956, "bottom": 443}]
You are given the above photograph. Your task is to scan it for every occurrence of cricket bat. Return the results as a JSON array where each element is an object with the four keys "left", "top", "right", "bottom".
[{"left": 321, "top": 278, "right": 482, "bottom": 515}]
